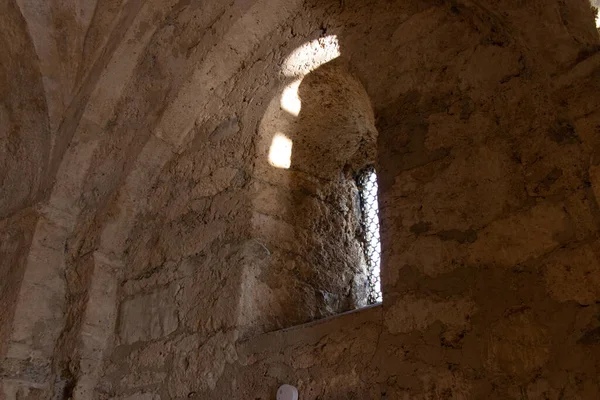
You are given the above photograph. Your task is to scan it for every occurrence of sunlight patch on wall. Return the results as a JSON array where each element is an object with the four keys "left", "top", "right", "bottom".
[
  {"left": 282, "top": 35, "right": 341, "bottom": 78},
  {"left": 280, "top": 79, "right": 302, "bottom": 116},
  {"left": 279, "top": 35, "right": 340, "bottom": 118},
  {"left": 269, "top": 133, "right": 293, "bottom": 169},
  {"left": 271, "top": 35, "right": 340, "bottom": 166}
]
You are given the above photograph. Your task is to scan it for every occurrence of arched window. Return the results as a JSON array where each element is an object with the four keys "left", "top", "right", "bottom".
[{"left": 240, "top": 37, "right": 381, "bottom": 333}]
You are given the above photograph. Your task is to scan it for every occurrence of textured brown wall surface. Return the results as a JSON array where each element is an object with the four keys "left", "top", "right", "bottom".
[{"left": 1, "top": 0, "right": 600, "bottom": 399}]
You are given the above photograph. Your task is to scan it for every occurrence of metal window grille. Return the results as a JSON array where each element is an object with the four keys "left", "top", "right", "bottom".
[{"left": 357, "top": 166, "right": 382, "bottom": 304}]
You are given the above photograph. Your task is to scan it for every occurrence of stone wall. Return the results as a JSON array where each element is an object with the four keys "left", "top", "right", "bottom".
[{"left": 1, "top": 0, "right": 600, "bottom": 399}]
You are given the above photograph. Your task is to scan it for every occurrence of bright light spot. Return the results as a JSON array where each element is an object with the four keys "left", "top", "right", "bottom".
[
  {"left": 269, "top": 133, "right": 293, "bottom": 169},
  {"left": 268, "top": 36, "right": 339, "bottom": 167},
  {"left": 596, "top": 14, "right": 600, "bottom": 28},
  {"left": 280, "top": 79, "right": 302, "bottom": 116},
  {"left": 282, "top": 35, "right": 341, "bottom": 77}
]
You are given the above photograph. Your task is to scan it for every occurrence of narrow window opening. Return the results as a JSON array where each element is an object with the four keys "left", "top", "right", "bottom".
[{"left": 356, "top": 166, "right": 382, "bottom": 304}]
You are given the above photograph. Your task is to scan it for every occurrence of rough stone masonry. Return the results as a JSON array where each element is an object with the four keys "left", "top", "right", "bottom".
[{"left": 1, "top": 0, "right": 600, "bottom": 399}]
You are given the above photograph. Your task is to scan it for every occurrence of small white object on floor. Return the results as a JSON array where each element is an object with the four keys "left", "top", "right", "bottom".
[{"left": 277, "top": 384, "right": 298, "bottom": 400}]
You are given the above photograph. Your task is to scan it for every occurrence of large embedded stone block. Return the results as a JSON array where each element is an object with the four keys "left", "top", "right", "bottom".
[
  {"left": 388, "top": 144, "right": 523, "bottom": 234},
  {"left": 468, "top": 203, "right": 571, "bottom": 267},
  {"left": 168, "top": 331, "right": 238, "bottom": 397},
  {"left": 0, "top": 357, "right": 52, "bottom": 400},
  {"left": 119, "top": 285, "right": 179, "bottom": 344}
]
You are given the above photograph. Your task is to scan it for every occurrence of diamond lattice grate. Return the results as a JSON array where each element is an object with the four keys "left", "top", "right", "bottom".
[{"left": 357, "top": 167, "right": 382, "bottom": 304}]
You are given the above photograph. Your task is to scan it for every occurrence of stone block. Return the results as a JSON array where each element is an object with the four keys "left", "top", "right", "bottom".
[
  {"left": 460, "top": 45, "right": 522, "bottom": 94},
  {"left": 545, "top": 243, "right": 600, "bottom": 305},
  {"left": 389, "top": 144, "right": 523, "bottom": 233},
  {"left": 468, "top": 202, "right": 571, "bottom": 267},
  {"left": 485, "top": 309, "right": 550, "bottom": 377},
  {"left": 168, "top": 331, "right": 238, "bottom": 397},
  {"left": 119, "top": 284, "right": 179, "bottom": 344},
  {"left": 387, "top": 236, "right": 466, "bottom": 283},
  {"left": 191, "top": 166, "right": 238, "bottom": 198},
  {"left": 384, "top": 294, "right": 475, "bottom": 334}
]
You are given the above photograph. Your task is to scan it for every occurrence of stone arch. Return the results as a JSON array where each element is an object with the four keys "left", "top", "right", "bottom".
[
  {"left": 0, "top": 0, "right": 51, "bottom": 387},
  {"left": 0, "top": 1, "right": 50, "bottom": 219},
  {"left": 14, "top": 0, "right": 96, "bottom": 131},
  {"left": 0, "top": 0, "right": 180, "bottom": 397},
  {"left": 55, "top": 1, "right": 312, "bottom": 397}
]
